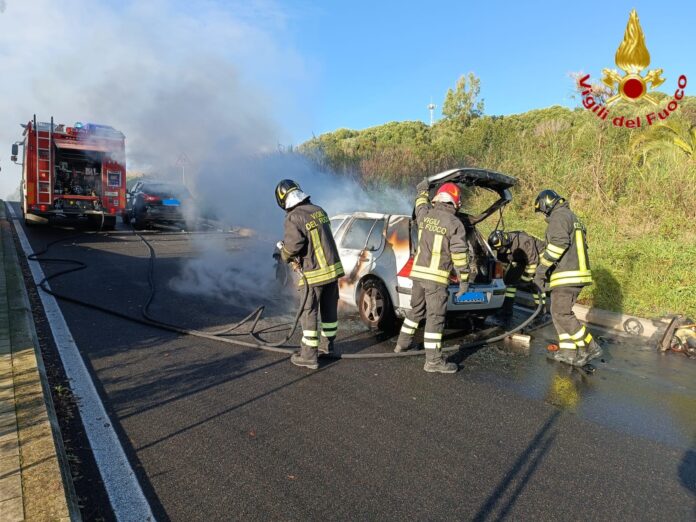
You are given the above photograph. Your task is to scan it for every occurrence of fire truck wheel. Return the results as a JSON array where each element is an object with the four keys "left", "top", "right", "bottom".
[{"left": 122, "top": 212, "right": 131, "bottom": 225}]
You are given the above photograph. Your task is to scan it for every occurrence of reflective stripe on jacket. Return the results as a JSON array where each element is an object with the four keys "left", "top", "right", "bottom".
[
  {"left": 539, "top": 203, "right": 592, "bottom": 288},
  {"left": 410, "top": 191, "right": 470, "bottom": 287},
  {"left": 495, "top": 231, "right": 545, "bottom": 283},
  {"left": 281, "top": 202, "right": 344, "bottom": 287}
]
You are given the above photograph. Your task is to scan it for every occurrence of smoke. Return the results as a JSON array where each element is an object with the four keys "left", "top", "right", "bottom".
[
  {"left": 0, "top": 0, "right": 304, "bottom": 197},
  {"left": 0, "top": 0, "right": 412, "bottom": 309}
]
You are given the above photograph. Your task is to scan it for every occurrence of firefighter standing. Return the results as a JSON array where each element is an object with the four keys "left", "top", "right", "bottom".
[
  {"left": 394, "top": 179, "right": 471, "bottom": 374},
  {"left": 487, "top": 230, "right": 548, "bottom": 323},
  {"left": 275, "top": 180, "right": 344, "bottom": 370},
  {"left": 533, "top": 189, "right": 602, "bottom": 367}
]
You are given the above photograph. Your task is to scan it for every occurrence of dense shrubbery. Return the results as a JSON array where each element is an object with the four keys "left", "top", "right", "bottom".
[{"left": 300, "top": 96, "right": 696, "bottom": 318}]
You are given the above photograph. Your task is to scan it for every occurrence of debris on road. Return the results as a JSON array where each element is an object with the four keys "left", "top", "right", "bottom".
[{"left": 659, "top": 315, "right": 696, "bottom": 358}]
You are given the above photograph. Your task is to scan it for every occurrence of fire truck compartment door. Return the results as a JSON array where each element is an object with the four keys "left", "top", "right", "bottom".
[{"left": 54, "top": 139, "right": 112, "bottom": 152}]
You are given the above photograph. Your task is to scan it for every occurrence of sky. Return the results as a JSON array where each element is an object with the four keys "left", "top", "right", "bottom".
[{"left": 0, "top": 0, "right": 694, "bottom": 198}]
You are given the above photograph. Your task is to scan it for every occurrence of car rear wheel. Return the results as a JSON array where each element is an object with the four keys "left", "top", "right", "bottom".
[
  {"left": 134, "top": 211, "right": 147, "bottom": 230},
  {"left": 358, "top": 278, "right": 395, "bottom": 332}
]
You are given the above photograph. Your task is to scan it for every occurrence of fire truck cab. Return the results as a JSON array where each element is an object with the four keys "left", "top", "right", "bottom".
[{"left": 12, "top": 115, "right": 126, "bottom": 229}]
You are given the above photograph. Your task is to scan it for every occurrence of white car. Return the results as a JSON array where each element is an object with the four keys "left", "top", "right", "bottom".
[{"left": 330, "top": 168, "right": 517, "bottom": 331}]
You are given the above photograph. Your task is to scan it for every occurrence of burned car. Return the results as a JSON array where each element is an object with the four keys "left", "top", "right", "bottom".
[
  {"left": 330, "top": 168, "right": 516, "bottom": 330},
  {"left": 124, "top": 180, "right": 193, "bottom": 230}
]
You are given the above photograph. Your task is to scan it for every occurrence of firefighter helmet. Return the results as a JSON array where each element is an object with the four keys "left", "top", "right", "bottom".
[
  {"left": 534, "top": 189, "right": 565, "bottom": 215},
  {"left": 432, "top": 182, "right": 461, "bottom": 209},
  {"left": 488, "top": 230, "right": 511, "bottom": 251},
  {"left": 275, "top": 179, "right": 309, "bottom": 210}
]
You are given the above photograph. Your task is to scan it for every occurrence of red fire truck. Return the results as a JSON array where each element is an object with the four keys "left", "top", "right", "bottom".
[{"left": 11, "top": 115, "right": 126, "bottom": 229}]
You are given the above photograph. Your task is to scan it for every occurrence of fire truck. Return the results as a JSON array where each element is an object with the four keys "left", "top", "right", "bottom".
[{"left": 11, "top": 115, "right": 126, "bottom": 229}]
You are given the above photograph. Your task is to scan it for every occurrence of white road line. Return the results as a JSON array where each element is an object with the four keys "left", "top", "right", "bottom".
[{"left": 6, "top": 204, "right": 155, "bottom": 522}]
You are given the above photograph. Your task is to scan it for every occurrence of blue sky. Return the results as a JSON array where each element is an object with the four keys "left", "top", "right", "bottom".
[{"left": 281, "top": 0, "right": 695, "bottom": 141}]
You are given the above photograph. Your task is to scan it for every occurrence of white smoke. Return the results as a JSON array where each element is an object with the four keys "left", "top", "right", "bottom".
[
  {"left": 0, "top": 0, "right": 304, "bottom": 198},
  {"left": 0, "top": 0, "right": 412, "bottom": 308}
]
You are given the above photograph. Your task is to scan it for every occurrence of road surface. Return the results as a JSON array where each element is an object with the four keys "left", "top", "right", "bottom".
[{"left": 8, "top": 203, "right": 696, "bottom": 521}]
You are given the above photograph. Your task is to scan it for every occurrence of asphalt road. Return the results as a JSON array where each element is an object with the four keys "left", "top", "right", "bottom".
[{"left": 10, "top": 204, "right": 696, "bottom": 521}]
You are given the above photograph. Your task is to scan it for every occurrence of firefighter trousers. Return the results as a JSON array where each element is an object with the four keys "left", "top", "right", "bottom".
[
  {"left": 396, "top": 281, "right": 448, "bottom": 350},
  {"left": 550, "top": 286, "right": 594, "bottom": 350},
  {"left": 502, "top": 264, "right": 547, "bottom": 316},
  {"left": 300, "top": 281, "right": 339, "bottom": 349}
]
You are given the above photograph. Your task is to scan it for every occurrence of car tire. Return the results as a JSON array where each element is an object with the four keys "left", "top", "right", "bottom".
[
  {"left": 358, "top": 278, "right": 396, "bottom": 332},
  {"left": 134, "top": 211, "right": 147, "bottom": 230},
  {"left": 103, "top": 216, "right": 116, "bottom": 230}
]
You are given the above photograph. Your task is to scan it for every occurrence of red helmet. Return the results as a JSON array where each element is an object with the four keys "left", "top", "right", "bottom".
[{"left": 432, "top": 182, "right": 461, "bottom": 208}]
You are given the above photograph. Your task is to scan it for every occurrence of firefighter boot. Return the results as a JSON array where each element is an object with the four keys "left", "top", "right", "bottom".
[
  {"left": 423, "top": 349, "right": 458, "bottom": 374},
  {"left": 291, "top": 344, "right": 319, "bottom": 370},
  {"left": 394, "top": 342, "right": 412, "bottom": 353},
  {"left": 547, "top": 347, "right": 588, "bottom": 367},
  {"left": 583, "top": 339, "right": 603, "bottom": 362},
  {"left": 318, "top": 338, "right": 336, "bottom": 357}
]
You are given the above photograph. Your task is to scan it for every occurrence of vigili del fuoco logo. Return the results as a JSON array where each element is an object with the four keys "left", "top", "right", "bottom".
[{"left": 578, "top": 9, "right": 687, "bottom": 128}]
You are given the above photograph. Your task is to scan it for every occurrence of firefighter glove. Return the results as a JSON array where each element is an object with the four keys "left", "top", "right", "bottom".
[
  {"left": 533, "top": 273, "right": 546, "bottom": 292},
  {"left": 456, "top": 281, "right": 470, "bottom": 298},
  {"left": 416, "top": 177, "right": 430, "bottom": 193}
]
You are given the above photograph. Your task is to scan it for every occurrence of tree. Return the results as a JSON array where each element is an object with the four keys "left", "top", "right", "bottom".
[
  {"left": 631, "top": 119, "right": 696, "bottom": 164},
  {"left": 442, "top": 73, "right": 484, "bottom": 126}
]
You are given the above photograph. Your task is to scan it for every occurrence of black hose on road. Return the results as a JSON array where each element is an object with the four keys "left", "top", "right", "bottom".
[{"left": 20, "top": 224, "right": 542, "bottom": 360}]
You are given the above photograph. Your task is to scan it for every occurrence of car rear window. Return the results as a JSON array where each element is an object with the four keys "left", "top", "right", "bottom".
[
  {"left": 341, "top": 218, "right": 376, "bottom": 250},
  {"left": 143, "top": 184, "right": 191, "bottom": 198}
]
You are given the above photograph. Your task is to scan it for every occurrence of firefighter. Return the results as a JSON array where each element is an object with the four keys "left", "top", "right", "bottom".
[
  {"left": 487, "top": 229, "right": 548, "bottom": 324},
  {"left": 533, "top": 189, "right": 603, "bottom": 367},
  {"left": 394, "top": 179, "right": 471, "bottom": 374},
  {"left": 275, "top": 179, "right": 344, "bottom": 370}
]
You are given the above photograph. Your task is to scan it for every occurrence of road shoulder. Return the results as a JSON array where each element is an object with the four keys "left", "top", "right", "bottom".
[{"left": 0, "top": 201, "right": 79, "bottom": 521}]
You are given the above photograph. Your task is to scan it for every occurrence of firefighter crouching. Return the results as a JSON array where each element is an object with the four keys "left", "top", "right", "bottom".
[
  {"left": 275, "top": 179, "right": 344, "bottom": 370},
  {"left": 487, "top": 229, "right": 548, "bottom": 325},
  {"left": 533, "top": 189, "right": 603, "bottom": 367},
  {"left": 394, "top": 179, "right": 471, "bottom": 374}
]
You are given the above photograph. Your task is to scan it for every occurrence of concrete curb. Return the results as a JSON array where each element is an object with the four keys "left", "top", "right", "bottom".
[
  {"left": 517, "top": 291, "right": 671, "bottom": 343},
  {"left": 0, "top": 201, "right": 81, "bottom": 521}
]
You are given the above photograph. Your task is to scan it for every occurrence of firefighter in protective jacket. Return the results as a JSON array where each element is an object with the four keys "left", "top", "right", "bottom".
[
  {"left": 394, "top": 179, "right": 471, "bottom": 374},
  {"left": 276, "top": 179, "right": 344, "bottom": 370},
  {"left": 487, "top": 230, "right": 548, "bottom": 323},
  {"left": 533, "top": 189, "right": 602, "bottom": 367}
]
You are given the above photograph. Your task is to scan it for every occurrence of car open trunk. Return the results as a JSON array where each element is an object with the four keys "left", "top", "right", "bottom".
[{"left": 419, "top": 167, "right": 518, "bottom": 284}]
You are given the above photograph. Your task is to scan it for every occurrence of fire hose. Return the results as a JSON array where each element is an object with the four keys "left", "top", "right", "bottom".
[{"left": 22, "top": 227, "right": 543, "bottom": 360}]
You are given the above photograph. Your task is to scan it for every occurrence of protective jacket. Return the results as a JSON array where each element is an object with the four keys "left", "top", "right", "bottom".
[
  {"left": 536, "top": 202, "right": 592, "bottom": 288},
  {"left": 496, "top": 231, "right": 545, "bottom": 284},
  {"left": 281, "top": 202, "right": 344, "bottom": 287},
  {"left": 410, "top": 190, "right": 470, "bottom": 287}
]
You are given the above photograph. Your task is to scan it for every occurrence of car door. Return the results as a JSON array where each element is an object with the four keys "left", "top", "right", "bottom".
[
  {"left": 337, "top": 217, "right": 385, "bottom": 302},
  {"left": 126, "top": 181, "right": 142, "bottom": 213}
]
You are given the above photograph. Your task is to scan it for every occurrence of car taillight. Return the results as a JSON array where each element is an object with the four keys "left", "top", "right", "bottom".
[
  {"left": 108, "top": 207, "right": 116, "bottom": 215},
  {"left": 494, "top": 261, "right": 505, "bottom": 279},
  {"left": 144, "top": 194, "right": 160, "bottom": 203},
  {"left": 397, "top": 256, "right": 414, "bottom": 277}
]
